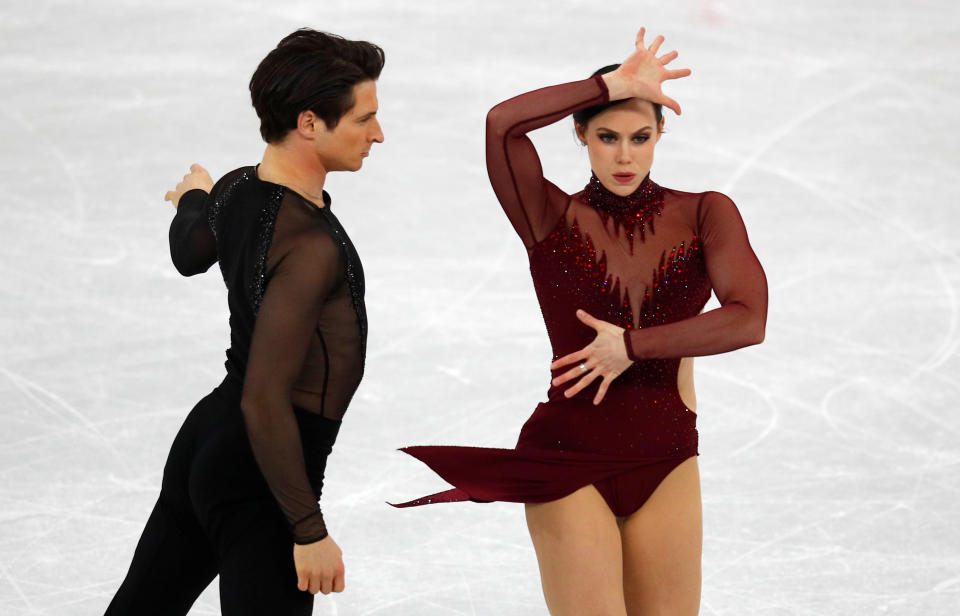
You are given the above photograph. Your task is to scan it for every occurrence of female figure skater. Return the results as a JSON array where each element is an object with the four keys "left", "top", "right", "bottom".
[
  {"left": 106, "top": 29, "right": 384, "bottom": 615},
  {"left": 393, "top": 28, "right": 767, "bottom": 615}
]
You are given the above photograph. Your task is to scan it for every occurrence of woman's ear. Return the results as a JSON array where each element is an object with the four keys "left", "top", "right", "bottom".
[{"left": 574, "top": 122, "right": 588, "bottom": 146}]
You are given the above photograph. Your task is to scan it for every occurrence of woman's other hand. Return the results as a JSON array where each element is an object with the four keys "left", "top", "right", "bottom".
[{"left": 550, "top": 309, "right": 634, "bottom": 405}]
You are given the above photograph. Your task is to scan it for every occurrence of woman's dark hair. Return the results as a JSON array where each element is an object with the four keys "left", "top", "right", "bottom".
[
  {"left": 572, "top": 64, "right": 663, "bottom": 132},
  {"left": 250, "top": 28, "right": 385, "bottom": 143}
]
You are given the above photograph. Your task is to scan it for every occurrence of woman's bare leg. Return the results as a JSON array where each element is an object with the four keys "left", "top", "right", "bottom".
[
  {"left": 525, "top": 484, "right": 627, "bottom": 616},
  {"left": 620, "top": 456, "right": 702, "bottom": 616}
]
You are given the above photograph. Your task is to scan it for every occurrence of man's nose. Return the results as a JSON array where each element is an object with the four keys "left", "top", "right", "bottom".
[{"left": 371, "top": 120, "right": 384, "bottom": 143}]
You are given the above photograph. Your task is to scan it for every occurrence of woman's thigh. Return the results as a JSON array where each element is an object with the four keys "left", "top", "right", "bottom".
[
  {"left": 619, "top": 456, "right": 702, "bottom": 616},
  {"left": 525, "top": 484, "right": 627, "bottom": 616}
]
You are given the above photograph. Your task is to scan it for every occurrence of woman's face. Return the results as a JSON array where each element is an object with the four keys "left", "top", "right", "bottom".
[{"left": 576, "top": 99, "right": 663, "bottom": 196}]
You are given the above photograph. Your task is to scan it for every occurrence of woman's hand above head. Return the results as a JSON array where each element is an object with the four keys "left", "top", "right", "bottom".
[
  {"left": 164, "top": 163, "right": 214, "bottom": 210},
  {"left": 294, "top": 534, "right": 346, "bottom": 595},
  {"left": 550, "top": 309, "right": 634, "bottom": 405},
  {"left": 602, "top": 27, "right": 692, "bottom": 115}
]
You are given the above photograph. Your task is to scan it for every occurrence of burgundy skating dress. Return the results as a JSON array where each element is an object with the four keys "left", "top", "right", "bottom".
[{"left": 392, "top": 75, "right": 767, "bottom": 517}]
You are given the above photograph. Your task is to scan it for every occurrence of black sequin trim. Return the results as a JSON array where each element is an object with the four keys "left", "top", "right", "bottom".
[
  {"left": 208, "top": 168, "right": 253, "bottom": 240},
  {"left": 320, "top": 210, "right": 368, "bottom": 355},
  {"left": 249, "top": 185, "right": 285, "bottom": 316}
]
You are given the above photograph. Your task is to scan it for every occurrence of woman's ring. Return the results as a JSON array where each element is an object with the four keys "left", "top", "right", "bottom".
[{"left": 579, "top": 363, "right": 587, "bottom": 372}]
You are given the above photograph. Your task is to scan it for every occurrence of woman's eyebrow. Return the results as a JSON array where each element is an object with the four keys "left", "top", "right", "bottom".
[{"left": 596, "top": 126, "right": 653, "bottom": 134}]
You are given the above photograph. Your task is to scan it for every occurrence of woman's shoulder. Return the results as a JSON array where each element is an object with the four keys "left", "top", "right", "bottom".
[
  {"left": 662, "top": 184, "right": 735, "bottom": 202},
  {"left": 660, "top": 184, "right": 744, "bottom": 236},
  {"left": 662, "top": 185, "right": 740, "bottom": 215}
]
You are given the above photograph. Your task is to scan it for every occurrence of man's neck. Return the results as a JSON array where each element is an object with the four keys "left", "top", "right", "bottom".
[{"left": 257, "top": 143, "right": 328, "bottom": 207}]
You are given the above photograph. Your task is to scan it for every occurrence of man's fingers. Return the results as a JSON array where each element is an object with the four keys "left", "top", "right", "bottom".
[
  {"left": 163, "top": 191, "right": 174, "bottom": 202},
  {"left": 190, "top": 163, "right": 205, "bottom": 173},
  {"left": 333, "top": 572, "right": 345, "bottom": 593},
  {"left": 552, "top": 362, "right": 592, "bottom": 387},
  {"left": 550, "top": 348, "right": 588, "bottom": 370},
  {"left": 320, "top": 572, "right": 334, "bottom": 595},
  {"left": 563, "top": 369, "right": 600, "bottom": 399}
]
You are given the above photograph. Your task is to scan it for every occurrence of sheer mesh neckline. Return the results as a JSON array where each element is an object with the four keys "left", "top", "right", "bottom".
[
  {"left": 253, "top": 164, "right": 331, "bottom": 210},
  {"left": 582, "top": 172, "right": 665, "bottom": 248}
]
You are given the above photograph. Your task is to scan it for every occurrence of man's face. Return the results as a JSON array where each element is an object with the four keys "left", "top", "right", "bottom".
[{"left": 314, "top": 80, "right": 383, "bottom": 172}]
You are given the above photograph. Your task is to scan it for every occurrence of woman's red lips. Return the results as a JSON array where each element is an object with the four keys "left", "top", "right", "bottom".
[{"left": 612, "top": 173, "right": 636, "bottom": 183}]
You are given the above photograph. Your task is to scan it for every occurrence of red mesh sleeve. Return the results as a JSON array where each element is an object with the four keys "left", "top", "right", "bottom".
[
  {"left": 624, "top": 191, "right": 768, "bottom": 359},
  {"left": 485, "top": 76, "right": 610, "bottom": 248}
]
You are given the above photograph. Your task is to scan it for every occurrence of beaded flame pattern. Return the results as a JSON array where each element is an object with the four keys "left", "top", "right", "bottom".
[
  {"left": 583, "top": 172, "right": 664, "bottom": 253},
  {"left": 533, "top": 177, "right": 711, "bottom": 336}
]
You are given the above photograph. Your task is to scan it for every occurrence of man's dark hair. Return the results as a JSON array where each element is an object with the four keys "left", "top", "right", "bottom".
[
  {"left": 250, "top": 28, "right": 385, "bottom": 143},
  {"left": 572, "top": 64, "right": 663, "bottom": 130}
]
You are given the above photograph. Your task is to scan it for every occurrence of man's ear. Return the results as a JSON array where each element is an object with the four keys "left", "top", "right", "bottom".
[{"left": 297, "top": 110, "right": 329, "bottom": 139}]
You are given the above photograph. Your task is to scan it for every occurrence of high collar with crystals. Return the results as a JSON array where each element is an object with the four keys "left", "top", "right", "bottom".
[{"left": 583, "top": 172, "right": 665, "bottom": 249}]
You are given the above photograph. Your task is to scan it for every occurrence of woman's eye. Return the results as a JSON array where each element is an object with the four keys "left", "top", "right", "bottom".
[
  {"left": 633, "top": 135, "right": 649, "bottom": 143},
  {"left": 599, "top": 134, "right": 616, "bottom": 143}
]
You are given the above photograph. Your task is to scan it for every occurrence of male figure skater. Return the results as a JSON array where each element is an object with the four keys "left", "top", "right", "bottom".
[{"left": 106, "top": 28, "right": 384, "bottom": 615}]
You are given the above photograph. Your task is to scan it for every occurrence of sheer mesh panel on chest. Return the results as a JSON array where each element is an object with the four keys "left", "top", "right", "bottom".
[{"left": 534, "top": 193, "right": 711, "bottom": 330}]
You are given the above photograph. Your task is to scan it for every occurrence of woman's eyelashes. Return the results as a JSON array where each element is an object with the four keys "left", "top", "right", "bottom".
[{"left": 597, "top": 132, "right": 650, "bottom": 144}]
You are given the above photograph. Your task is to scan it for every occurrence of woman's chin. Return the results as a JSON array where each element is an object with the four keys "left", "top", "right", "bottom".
[{"left": 602, "top": 178, "right": 638, "bottom": 196}]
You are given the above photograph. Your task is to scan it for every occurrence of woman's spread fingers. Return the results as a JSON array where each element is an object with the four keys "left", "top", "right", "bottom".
[
  {"left": 662, "top": 95, "right": 681, "bottom": 116},
  {"left": 593, "top": 377, "right": 612, "bottom": 406},
  {"left": 659, "top": 50, "right": 678, "bottom": 65},
  {"left": 649, "top": 34, "right": 664, "bottom": 54},
  {"left": 563, "top": 369, "right": 600, "bottom": 398},
  {"left": 575, "top": 309, "right": 602, "bottom": 330},
  {"left": 636, "top": 27, "right": 646, "bottom": 48},
  {"left": 297, "top": 574, "right": 308, "bottom": 592},
  {"left": 550, "top": 349, "right": 587, "bottom": 370},
  {"left": 666, "top": 67, "right": 692, "bottom": 80},
  {"left": 552, "top": 362, "right": 590, "bottom": 387}
]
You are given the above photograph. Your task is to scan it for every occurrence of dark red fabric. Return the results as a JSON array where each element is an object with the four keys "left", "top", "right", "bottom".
[{"left": 393, "top": 77, "right": 766, "bottom": 514}]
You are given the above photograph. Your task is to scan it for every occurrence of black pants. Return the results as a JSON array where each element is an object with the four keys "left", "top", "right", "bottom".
[{"left": 105, "top": 375, "right": 313, "bottom": 615}]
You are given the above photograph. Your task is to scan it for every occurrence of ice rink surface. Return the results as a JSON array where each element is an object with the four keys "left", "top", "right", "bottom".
[{"left": 1, "top": 0, "right": 959, "bottom": 613}]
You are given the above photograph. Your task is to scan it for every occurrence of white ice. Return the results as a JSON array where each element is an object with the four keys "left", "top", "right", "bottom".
[{"left": 1, "top": 0, "right": 959, "bottom": 614}]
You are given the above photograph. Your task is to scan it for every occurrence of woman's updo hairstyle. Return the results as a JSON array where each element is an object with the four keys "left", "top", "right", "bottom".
[{"left": 572, "top": 64, "right": 663, "bottom": 134}]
